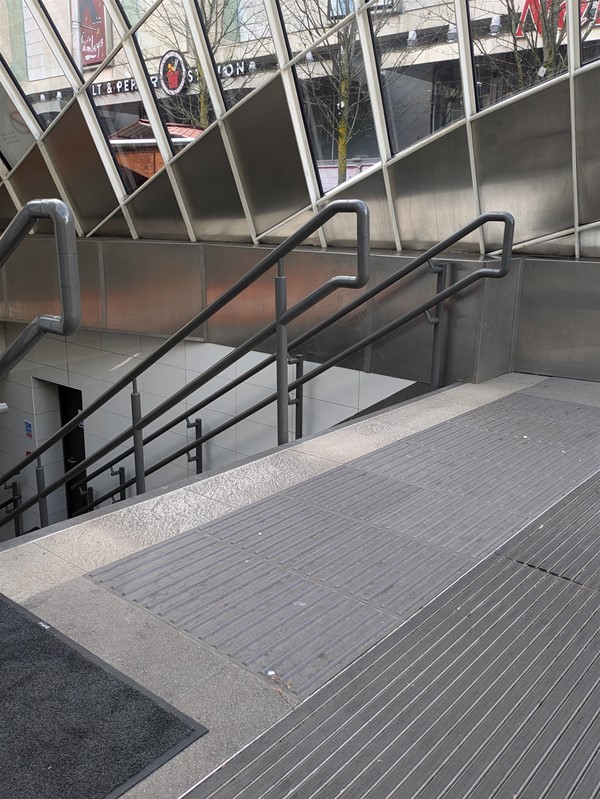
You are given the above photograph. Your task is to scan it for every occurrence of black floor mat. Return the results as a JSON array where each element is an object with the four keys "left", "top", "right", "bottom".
[{"left": 0, "top": 592, "right": 207, "bottom": 799}]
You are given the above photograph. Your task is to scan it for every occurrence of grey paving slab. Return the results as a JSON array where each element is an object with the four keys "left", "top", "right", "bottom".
[
  {"left": 121, "top": 667, "right": 297, "bottom": 799},
  {"left": 37, "top": 490, "right": 236, "bottom": 571},
  {"left": 185, "top": 449, "right": 339, "bottom": 508},
  {"left": 521, "top": 377, "right": 600, "bottom": 408},
  {"left": 283, "top": 464, "right": 529, "bottom": 559},
  {"left": 23, "top": 577, "right": 227, "bottom": 701},
  {"left": 0, "top": 542, "right": 84, "bottom": 602},
  {"left": 90, "top": 530, "right": 402, "bottom": 698},
  {"left": 187, "top": 558, "right": 600, "bottom": 799}
]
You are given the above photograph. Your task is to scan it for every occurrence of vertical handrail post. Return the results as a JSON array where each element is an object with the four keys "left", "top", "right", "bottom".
[
  {"left": 10, "top": 482, "right": 22, "bottom": 537},
  {"left": 186, "top": 418, "right": 203, "bottom": 475},
  {"left": 110, "top": 466, "right": 127, "bottom": 503},
  {"left": 289, "top": 355, "right": 304, "bottom": 440},
  {"left": 430, "top": 262, "right": 449, "bottom": 391},
  {"left": 35, "top": 458, "right": 49, "bottom": 528},
  {"left": 3, "top": 482, "right": 22, "bottom": 536},
  {"left": 131, "top": 379, "right": 146, "bottom": 495},
  {"left": 275, "top": 259, "right": 289, "bottom": 446}
]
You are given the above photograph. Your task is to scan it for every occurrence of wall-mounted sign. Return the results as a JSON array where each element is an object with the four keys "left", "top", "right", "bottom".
[
  {"left": 90, "top": 58, "right": 257, "bottom": 97},
  {"left": 159, "top": 51, "right": 188, "bottom": 96},
  {"left": 78, "top": 0, "right": 107, "bottom": 67},
  {"left": 24, "top": 420, "right": 32, "bottom": 439},
  {"left": 516, "top": 0, "right": 599, "bottom": 37}
]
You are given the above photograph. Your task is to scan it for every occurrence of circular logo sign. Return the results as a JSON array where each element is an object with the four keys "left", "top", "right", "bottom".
[{"left": 159, "top": 50, "right": 187, "bottom": 96}]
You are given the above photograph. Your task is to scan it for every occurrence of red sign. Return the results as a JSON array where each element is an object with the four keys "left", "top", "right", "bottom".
[
  {"left": 159, "top": 51, "right": 188, "bottom": 96},
  {"left": 516, "top": 0, "right": 599, "bottom": 37},
  {"left": 78, "top": 0, "right": 107, "bottom": 67}
]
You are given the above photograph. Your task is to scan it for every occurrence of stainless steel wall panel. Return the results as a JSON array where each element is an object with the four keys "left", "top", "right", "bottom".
[
  {"left": 389, "top": 126, "right": 479, "bottom": 252},
  {"left": 204, "top": 244, "right": 275, "bottom": 347},
  {"left": 284, "top": 248, "right": 374, "bottom": 372},
  {"left": 224, "top": 78, "right": 310, "bottom": 235},
  {"left": 0, "top": 184, "right": 16, "bottom": 232},
  {"left": 103, "top": 240, "right": 203, "bottom": 334},
  {"left": 369, "top": 254, "right": 438, "bottom": 382},
  {"left": 476, "top": 257, "right": 522, "bottom": 382},
  {"left": 579, "top": 227, "right": 600, "bottom": 259},
  {"left": 9, "top": 146, "right": 61, "bottom": 234},
  {"left": 260, "top": 208, "right": 321, "bottom": 246},
  {"left": 94, "top": 211, "right": 131, "bottom": 238},
  {"left": 204, "top": 244, "right": 373, "bottom": 370},
  {"left": 369, "top": 255, "right": 521, "bottom": 384},
  {"left": 2, "top": 236, "right": 103, "bottom": 328},
  {"left": 43, "top": 102, "right": 118, "bottom": 235},
  {"left": 125, "top": 171, "right": 188, "bottom": 240},
  {"left": 473, "top": 81, "right": 573, "bottom": 248},
  {"left": 574, "top": 66, "right": 600, "bottom": 226},
  {"left": 171, "top": 127, "right": 251, "bottom": 243},
  {"left": 320, "top": 169, "right": 396, "bottom": 250},
  {"left": 515, "top": 259, "right": 600, "bottom": 380},
  {"left": 515, "top": 235, "right": 576, "bottom": 257}
]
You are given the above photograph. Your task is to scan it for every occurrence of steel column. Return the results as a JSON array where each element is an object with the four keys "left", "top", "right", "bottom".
[
  {"left": 35, "top": 459, "right": 49, "bottom": 528},
  {"left": 275, "top": 260, "right": 289, "bottom": 446},
  {"left": 131, "top": 380, "right": 146, "bottom": 496}
]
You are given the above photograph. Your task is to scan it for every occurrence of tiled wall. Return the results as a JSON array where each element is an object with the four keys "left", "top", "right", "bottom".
[{"left": 0, "top": 323, "right": 412, "bottom": 536}]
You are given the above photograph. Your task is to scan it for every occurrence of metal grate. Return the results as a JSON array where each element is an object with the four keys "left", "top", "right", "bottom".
[
  {"left": 189, "top": 557, "right": 600, "bottom": 799},
  {"left": 499, "top": 471, "right": 600, "bottom": 591}
]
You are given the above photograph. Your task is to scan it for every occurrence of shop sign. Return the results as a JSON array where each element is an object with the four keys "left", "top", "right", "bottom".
[
  {"left": 78, "top": 0, "right": 107, "bottom": 67},
  {"left": 159, "top": 51, "right": 188, "bottom": 96},
  {"left": 516, "top": 0, "right": 599, "bottom": 37},
  {"left": 90, "top": 56, "right": 256, "bottom": 97}
]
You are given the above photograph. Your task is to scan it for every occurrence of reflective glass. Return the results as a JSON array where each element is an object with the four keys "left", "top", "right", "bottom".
[
  {"left": 469, "top": 0, "right": 568, "bottom": 110},
  {"left": 0, "top": 82, "right": 36, "bottom": 167},
  {"left": 294, "top": 20, "right": 378, "bottom": 192},
  {"left": 194, "top": 0, "right": 276, "bottom": 108},
  {"left": 120, "top": 0, "right": 160, "bottom": 26},
  {"left": 133, "top": 0, "right": 215, "bottom": 147},
  {"left": 371, "top": 0, "right": 463, "bottom": 155},
  {"left": 0, "top": 1, "right": 72, "bottom": 128},
  {"left": 580, "top": 0, "right": 600, "bottom": 63},
  {"left": 40, "top": 0, "right": 118, "bottom": 74},
  {"left": 280, "top": 0, "right": 355, "bottom": 50},
  {"left": 88, "top": 48, "right": 166, "bottom": 192}
]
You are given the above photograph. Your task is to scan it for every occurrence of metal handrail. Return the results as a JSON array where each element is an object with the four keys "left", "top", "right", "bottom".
[
  {"left": 0, "top": 205, "right": 515, "bottom": 528},
  {"left": 0, "top": 200, "right": 370, "bottom": 521},
  {"left": 0, "top": 199, "right": 80, "bottom": 379},
  {"left": 73, "top": 213, "right": 515, "bottom": 513},
  {"left": 71, "top": 211, "right": 513, "bottom": 496}
]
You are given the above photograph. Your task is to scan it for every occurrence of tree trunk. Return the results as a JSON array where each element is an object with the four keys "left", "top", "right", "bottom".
[
  {"left": 337, "top": 61, "right": 351, "bottom": 184},
  {"left": 197, "top": 67, "right": 210, "bottom": 129}
]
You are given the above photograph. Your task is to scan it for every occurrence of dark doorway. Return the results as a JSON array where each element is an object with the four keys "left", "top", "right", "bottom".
[{"left": 58, "top": 385, "right": 90, "bottom": 517}]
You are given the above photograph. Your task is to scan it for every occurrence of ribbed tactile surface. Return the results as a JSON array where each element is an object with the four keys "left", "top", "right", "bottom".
[
  {"left": 189, "top": 558, "right": 600, "bottom": 799},
  {"left": 89, "top": 495, "right": 471, "bottom": 696},
  {"left": 499, "top": 471, "right": 600, "bottom": 591},
  {"left": 89, "top": 388, "right": 600, "bottom": 699}
]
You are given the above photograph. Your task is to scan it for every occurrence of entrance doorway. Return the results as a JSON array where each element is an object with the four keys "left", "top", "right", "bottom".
[{"left": 58, "top": 385, "right": 90, "bottom": 517}]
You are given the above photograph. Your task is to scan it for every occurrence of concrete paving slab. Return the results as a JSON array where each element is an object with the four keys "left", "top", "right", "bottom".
[
  {"left": 294, "top": 373, "right": 547, "bottom": 463},
  {"left": 0, "top": 542, "right": 84, "bottom": 602},
  {"left": 520, "top": 376, "right": 600, "bottom": 407},
  {"left": 37, "top": 490, "right": 236, "bottom": 571},
  {"left": 186, "top": 449, "right": 339, "bottom": 508},
  {"left": 120, "top": 667, "right": 298, "bottom": 799},
  {"left": 23, "top": 577, "right": 227, "bottom": 701}
]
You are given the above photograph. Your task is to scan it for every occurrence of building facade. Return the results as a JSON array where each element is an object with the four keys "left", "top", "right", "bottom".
[{"left": 1, "top": 0, "right": 600, "bottom": 254}]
